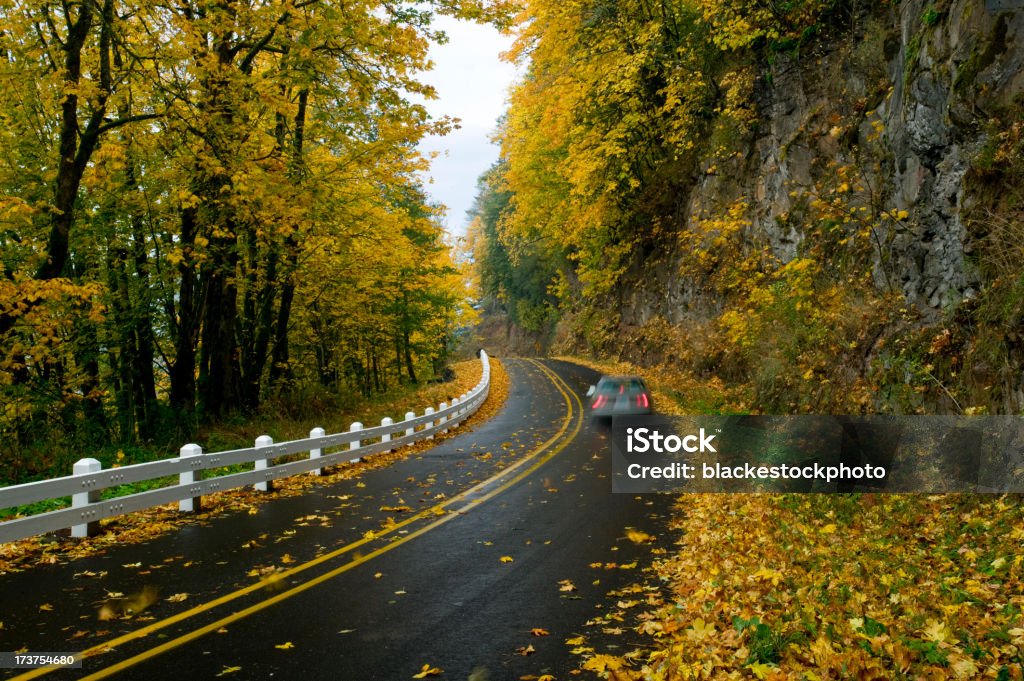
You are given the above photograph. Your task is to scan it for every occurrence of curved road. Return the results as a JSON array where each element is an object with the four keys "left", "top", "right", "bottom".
[{"left": 0, "top": 359, "right": 671, "bottom": 680}]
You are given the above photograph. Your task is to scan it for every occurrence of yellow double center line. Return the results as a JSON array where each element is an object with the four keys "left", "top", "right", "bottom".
[{"left": 15, "top": 359, "right": 583, "bottom": 681}]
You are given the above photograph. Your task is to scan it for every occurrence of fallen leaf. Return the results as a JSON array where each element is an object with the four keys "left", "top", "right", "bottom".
[
  {"left": 275, "top": 642, "right": 295, "bottom": 650},
  {"left": 952, "top": 658, "right": 979, "bottom": 678},
  {"left": 565, "top": 636, "right": 586, "bottom": 646},
  {"left": 530, "top": 628, "right": 550, "bottom": 637},
  {"left": 374, "top": 572, "right": 383, "bottom": 579},
  {"left": 216, "top": 666, "right": 241, "bottom": 677},
  {"left": 39, "top": 603, "right": 53, "bottom": 612},
  {"left": 280, "top": 554, "right": 295, "bottom": 564},
  {"left": 625, "top": 529, "right": 654, "bottom": 544},
  {"left": 166, "top": 593, "right": 189, "bottom": 603},
  {"left": 582, "top": 655, "right": 622, "bottom": 673},
  {"left": 516, "top": 644, "right": 536, "bottom": 656},
  {"left": 923, "top": 619, "right": 956, "bottom": 644},
  {"left": 558, "top": 580, "right": 577, "bottom": 592},
  {"left": 412, "top": 664, "right": 443, "bottom": 678},
  {"left": 746, "top": 662, "right": 774, "bottom": 679},
  {"left": 500, "top": 556, "right": 514, "bottom": 563}
]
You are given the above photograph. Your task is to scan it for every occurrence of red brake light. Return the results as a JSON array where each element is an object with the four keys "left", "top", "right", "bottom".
[
  {"left": 593, "top": 395, "right": 606, "bottom": 408},
  {"left": 637, "top": 393, "right": 649, "bottom": 408}
]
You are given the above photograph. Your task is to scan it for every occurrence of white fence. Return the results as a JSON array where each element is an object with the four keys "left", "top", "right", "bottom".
[{"left": 0, "top": 352, "right": 490, "bottom": 543}]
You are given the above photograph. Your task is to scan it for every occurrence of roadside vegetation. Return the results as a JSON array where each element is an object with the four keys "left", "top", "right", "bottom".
[
  {"left": 469, "top": 0, "right": 1024, "bottom": 417},
  {"left": 0, "top": 358, "right": 510, "bottom": 573}
]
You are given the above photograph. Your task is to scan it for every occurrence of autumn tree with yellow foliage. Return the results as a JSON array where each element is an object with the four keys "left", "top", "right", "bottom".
[
  {"left": 0, "top": 0, "right": 510, "bottom": 480},
  {"left": 476, "top": 0, "right": 1022, "bottom": 415}
]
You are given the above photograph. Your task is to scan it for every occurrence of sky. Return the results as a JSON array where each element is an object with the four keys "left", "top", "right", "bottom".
[{"left": 416, "top": 16, "right": 521, "bottom": 237}]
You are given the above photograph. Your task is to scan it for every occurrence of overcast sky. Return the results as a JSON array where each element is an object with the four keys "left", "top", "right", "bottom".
[{"left": 416, "top": 16, "right": 521, "bottom": 237}]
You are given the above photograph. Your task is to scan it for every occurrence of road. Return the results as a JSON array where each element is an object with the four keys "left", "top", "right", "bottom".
[{"left": 0, "top": 359, "right": 672, "bottom": 680}]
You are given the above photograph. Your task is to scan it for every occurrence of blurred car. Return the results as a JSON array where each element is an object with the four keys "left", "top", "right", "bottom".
[{"left": 586, "top": 376, "right": 653, "bottom": 418}]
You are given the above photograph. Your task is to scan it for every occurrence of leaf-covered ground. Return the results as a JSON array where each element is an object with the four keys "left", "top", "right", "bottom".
[
  {"left": 560, "top": 355, "right": 1023, "bottom": 679},
  {"left": 577, "top": 493, "right": 1024, "bottom": 680},
  {"left": 0, "top": 358, "right": 510, "bottom": 574}
]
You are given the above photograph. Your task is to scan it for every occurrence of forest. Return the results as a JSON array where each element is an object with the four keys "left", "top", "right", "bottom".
[
  {"left": 471, "top": 0, "right": 1024, "bottom": 417},
  {"left": 0, "top": 0, "right": 512, "bottom": 482}
]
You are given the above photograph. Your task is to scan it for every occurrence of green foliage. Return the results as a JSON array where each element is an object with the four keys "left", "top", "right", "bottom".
[
  {"left": 467, "top": 162, "right": 560, "bottom": 333},
  {"left": 734, "top": 617, "right": 802, "bottom": 665}
]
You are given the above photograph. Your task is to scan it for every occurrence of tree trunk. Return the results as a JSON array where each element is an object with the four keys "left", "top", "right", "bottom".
[
  {"left": 130, "top": 218, "right": 159, "bottom": 440},
  {"left": 198, "top": 233, "right": 241, "bottom": 417},
  {"left": 169, "top": 206, "right": 199, "bottom": 413},
  {"left": 268, "top": 89, "right": 307, "bottom": 390}
]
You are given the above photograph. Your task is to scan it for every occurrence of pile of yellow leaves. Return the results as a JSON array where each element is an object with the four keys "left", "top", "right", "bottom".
[{"left": 581, "top": 494, "right": 1024, "bottom": 680}]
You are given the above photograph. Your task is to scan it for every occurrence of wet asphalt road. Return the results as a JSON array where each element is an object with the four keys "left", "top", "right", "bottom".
[{"left": 0, "top": 359, "right": 672, "bottom": 681}]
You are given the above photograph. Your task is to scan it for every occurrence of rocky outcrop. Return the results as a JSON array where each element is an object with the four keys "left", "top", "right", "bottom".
[{"left": 615, "top": 1, "right": 1022, "bottom": 331}]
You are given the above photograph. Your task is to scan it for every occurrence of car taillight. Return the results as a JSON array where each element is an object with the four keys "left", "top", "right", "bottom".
[
  {"left": 637, "top": 393, "right": 649, "bottom": 408},
  {"left": 619, "top": 384, "right": 625, "bottom": 395},
  {"left": 593, "top": 395, "right": 607, "bottom": 408}
]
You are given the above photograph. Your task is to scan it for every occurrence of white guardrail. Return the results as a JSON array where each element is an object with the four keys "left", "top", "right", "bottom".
[{"left": 0, "top": 352, "right": 490, "bottom": 543}]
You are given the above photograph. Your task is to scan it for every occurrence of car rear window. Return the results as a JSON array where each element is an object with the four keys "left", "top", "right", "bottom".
[{"left": 596, "top": 378, "right": 647, "bottom": 395}]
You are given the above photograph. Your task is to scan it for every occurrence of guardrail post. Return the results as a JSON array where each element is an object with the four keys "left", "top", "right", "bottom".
[
  {"left": 424, "top": 407, "right": 435, "bottom": 440},
  {"left": 179, "top": 444, "right": 203, "bottom": 513},
  {"left": 349, "top": 422, "right": 363, "bottom": 462},
  {"left": 255, "top": 435, "right": 274, "bottom": 492},
  {"left": 309, "top": 427, "right": 325, "bottom": 476},
  {"left": 405, "top": 412, "right": 415, "bottom": 438},
  {"left": 381, "top": 417, "right": 393, "bottom": 452},
  {"left": 450, "top": 397, "right": 459, "bottom": 422},
  {"left": 439, "top": 402, "right": 448, "bottom": 433},
  {"left": 71, "top": 458, "right": 101, "bottom": 538}
]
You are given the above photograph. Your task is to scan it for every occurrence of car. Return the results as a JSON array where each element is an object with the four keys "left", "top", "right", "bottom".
[{"left": 586, "top": 375, "right": 653, "bottom": 418}]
